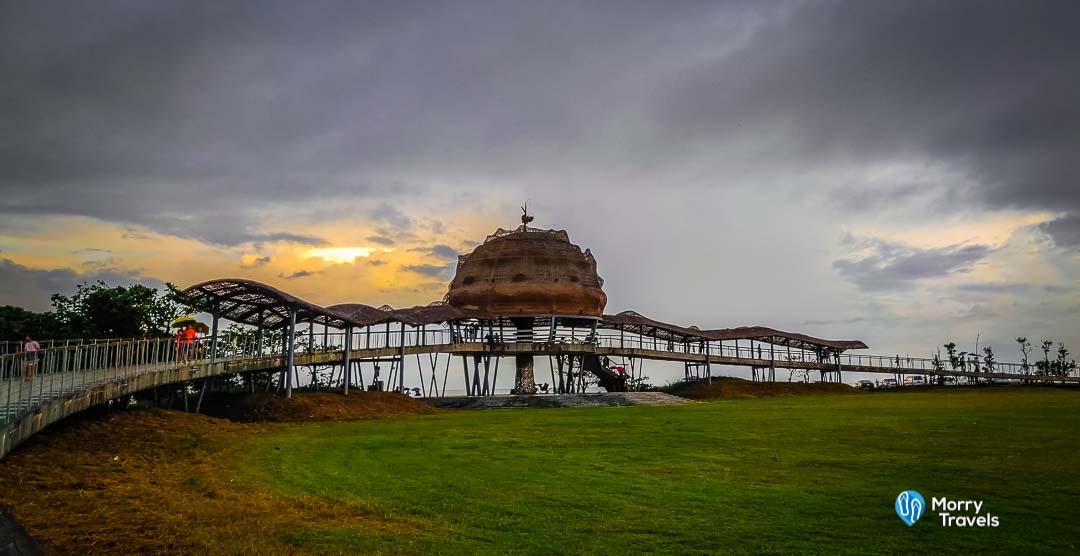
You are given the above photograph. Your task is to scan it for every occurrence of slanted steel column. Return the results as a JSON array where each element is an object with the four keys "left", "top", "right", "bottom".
[
  {"left": 286, "top": 308, "right": 296, "bottom": 398},
  {"left": 343, "top": 326, "right": 352, "bottom": 395}
]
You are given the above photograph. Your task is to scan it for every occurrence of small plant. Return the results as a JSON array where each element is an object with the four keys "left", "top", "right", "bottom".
[
  {"left": 943, "top": 342, "right": 958, "bottom": 370},
  {"left": 1016, "top": 337, "right": 1031, "bottom": 377}
]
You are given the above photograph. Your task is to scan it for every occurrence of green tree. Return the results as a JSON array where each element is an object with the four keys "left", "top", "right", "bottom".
[
  {"left": 943, "top": 342, "right": 959, "bottom": 370},
  {"left": 50, "top": 281, "right": 186, "bottom": 339},
  {"left": 1054, "top": 343, "right": 1076, "bottom": 377},
  {"left": 1036, "top": 340, "right": 1053, "bottom": 376},
  {"left": 1016, "top": 337, "right": 1031, "bottom": 375},
  {"left": 0, "top": 306, "right": 65, "bottom": 341}
]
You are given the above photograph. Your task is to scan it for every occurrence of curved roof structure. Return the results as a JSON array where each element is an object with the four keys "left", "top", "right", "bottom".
[
  {"left": 600, "top": 311, "right": 867, "bottom": 351},
  {"left": 184, "top": 278, "right": 349, "bottom": 329},
  {"left": 326, "top": 301, "right": 485, "bottom": 327},
  {"left": 445, "top": 225, "right": 607, "bottom": 317},
  {"left": 181, "top": 278, "right": 867, "bottom": 351}
]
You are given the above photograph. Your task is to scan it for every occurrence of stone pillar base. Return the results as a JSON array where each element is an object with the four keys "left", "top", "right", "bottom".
[{"left": 514, "top": 354, "right": 537, "bottom": 394}]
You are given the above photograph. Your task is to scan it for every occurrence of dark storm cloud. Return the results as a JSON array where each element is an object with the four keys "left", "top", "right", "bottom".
[
  {"left": 1039, "top": 215, "right": 1080, "bottom": 250},
  {"left": 241, "top": 256, "right": 272, "bottom": 269},
  {"left": 833, "top": 240, "right": 994, "bottom": 291},
  {"left": 656, "top": 1, "right": 1080, "bottom": 241},
  {"left": 0, "top": 258, "right": 165, "bottom": 311},
  {"left": 409, "top": 244, "right": 459, "bottom": 261},
  {"left": 366, "top": 236, "right": 396, "bottom": 246},
  {"left": 2, "top": 1, "right": 1079, "bottom": 246}
]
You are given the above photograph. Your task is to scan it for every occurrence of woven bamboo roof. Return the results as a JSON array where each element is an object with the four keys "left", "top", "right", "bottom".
[
  {"left": 599, "top": 310, "right": 868, "bottom": 351},
  {"left": 183, "top": 278, "right": 349, "bottom": 329},
  {"left": 326, "top": 301, "right": 485, "bottom": 327},
  {"left": 445, "top": 225, "right": 607, "bottom": 317}
]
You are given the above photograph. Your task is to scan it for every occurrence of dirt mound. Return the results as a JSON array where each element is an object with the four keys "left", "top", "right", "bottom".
[
  {"left": 0, "top": 409, "right": 402, "bottom": 554},
  {"left": 237, "top": 390, "right": 439, "bottom": 422},
  {"left": 664, "top": 377, "right": 857, "bottom": 400}
]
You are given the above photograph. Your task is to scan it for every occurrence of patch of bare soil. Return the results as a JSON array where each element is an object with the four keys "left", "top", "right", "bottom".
[
  {"left": 666, "top": 377, "right": 857, "bottom": 400},
  {"left": 0, "top": 392, "right": 435, "bottom": 554},
  {"left": 237, "top": 390, "right": 439, "bottom": 422}
]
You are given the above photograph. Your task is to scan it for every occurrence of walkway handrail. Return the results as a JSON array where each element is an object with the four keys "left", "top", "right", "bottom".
[{"left": 5, "top": 328, "right": 1076, "bottom": 431}]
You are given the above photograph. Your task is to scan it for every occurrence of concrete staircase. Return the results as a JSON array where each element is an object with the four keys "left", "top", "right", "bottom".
[{"left": 426, "top": 391, "right": 693, "bottom": 410}]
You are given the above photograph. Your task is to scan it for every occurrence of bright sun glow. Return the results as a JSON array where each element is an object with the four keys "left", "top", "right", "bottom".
[{"left": 303, "top": 246, "right": 391, "bottom": 263}]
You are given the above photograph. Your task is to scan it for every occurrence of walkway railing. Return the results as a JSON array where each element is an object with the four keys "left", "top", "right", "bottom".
[{"left": 5, "top": 327, "right": 1076, "bottom": 436}]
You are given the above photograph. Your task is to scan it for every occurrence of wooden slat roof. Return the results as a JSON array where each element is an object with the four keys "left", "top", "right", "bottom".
[
  {"left": 182, "top": 279, "right": 867, "bottom": 351},
  {"left": 183, "top": 278, "right": 349, "bottom": 329},
  {"left": 600, "top": 311, "right": 868, "bottom": 351}
]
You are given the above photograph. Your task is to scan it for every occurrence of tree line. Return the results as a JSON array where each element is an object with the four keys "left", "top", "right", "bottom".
[
  {"left": 931, "top": 338, "right": 1077, "bottom": 378},
  {"left": 0, "top": 281, "right": 187, "bottom": 341}
]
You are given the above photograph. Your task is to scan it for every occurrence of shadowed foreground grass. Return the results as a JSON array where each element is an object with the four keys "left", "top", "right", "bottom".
[{"left": 246, "top": 388, "right": 1080, "bottom": 555}]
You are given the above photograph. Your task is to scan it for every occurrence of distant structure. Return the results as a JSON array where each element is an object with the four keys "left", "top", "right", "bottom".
[
  {"left": 446, "top": 214, "right": 606, "bottom": 392},
  {"left": 9, "top": 212, "right": 1074, "bottom": 462}
]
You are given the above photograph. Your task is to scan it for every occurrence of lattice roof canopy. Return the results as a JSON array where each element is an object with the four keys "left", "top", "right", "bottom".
[{"left": 184, "top": 278, "right": 348, "bottom": 330}]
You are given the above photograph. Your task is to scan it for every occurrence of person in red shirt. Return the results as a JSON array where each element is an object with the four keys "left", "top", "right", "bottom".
[{"left": 182, "top": 326, "right": 196, "bottom": 362}]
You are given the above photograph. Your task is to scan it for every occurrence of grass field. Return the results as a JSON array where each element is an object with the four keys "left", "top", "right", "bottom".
[{"left": 243, "top": 388, "right": 1080, "bottom": 554}]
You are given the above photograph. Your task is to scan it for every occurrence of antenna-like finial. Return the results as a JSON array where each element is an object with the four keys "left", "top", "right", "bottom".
[{"left": 521, "top": 203, "right": 534, "bottom": 226}]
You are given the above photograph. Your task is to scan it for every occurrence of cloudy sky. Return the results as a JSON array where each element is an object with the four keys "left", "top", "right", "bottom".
[{"left": 2, "top": 0, "right": 1078, "bottom": 369}]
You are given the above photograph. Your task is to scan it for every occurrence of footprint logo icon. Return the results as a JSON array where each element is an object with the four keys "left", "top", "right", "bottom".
[{"left": 895, "top": 490, "right": 925, "bottom": 526}]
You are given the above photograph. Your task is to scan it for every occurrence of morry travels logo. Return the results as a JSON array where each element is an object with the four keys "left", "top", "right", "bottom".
[{"left": 895, "top": 490, "right": 1001, "bottom": 527}]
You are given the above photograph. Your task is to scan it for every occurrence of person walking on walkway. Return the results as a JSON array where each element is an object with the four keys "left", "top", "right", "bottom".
[
  {"left": 23, "top": 335, "right": 41, "bottom": 382},
  {"left": 181, "top": 325, "right": 196, "bottom": 363}
]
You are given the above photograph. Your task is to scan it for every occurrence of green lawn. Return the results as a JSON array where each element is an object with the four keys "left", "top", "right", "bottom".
[{"left": 243, "top": 389, "right": 1080, "bottom": 554}]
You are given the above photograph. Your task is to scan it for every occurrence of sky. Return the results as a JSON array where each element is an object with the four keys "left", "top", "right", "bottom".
[{"left": 1, "top": 0, "right": 1078, "bottom": 377}]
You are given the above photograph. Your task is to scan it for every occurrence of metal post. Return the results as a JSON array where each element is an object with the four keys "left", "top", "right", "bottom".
[
  {"left": 398, "top": 322, "right": 406, "bottom": 392},
  {"left": 770, "top": 343, "right": 775, "bottom": 382},
  {"left": 286, "top": 308, "right": 296, "bottom": 398},
  {"left": 195, "top": 378, "right": 209, "bottom": 413},
  {"left": 210, "top": 305, "right": 220, "bottom": 363},
  {"left": 343, "top": 326, "right": 352, "bottom": 395}
]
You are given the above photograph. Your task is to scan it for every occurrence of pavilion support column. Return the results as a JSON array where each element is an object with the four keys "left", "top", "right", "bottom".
[
  {"left": 210, "top": 303, "right": 220, "bottom": 364},
  {"left": 286, "top": 308, "right": 296, "bottom": 399},
  {"left": 770, "top": 343, "right": 776, "bottom": 383},
  {"left": 510, "top": 317, "right": 537, "bottom": 394},
  {"left": 278, "top": 325, "right": 288, "bottom": 391},
  {"left": 255, "top": 314, "right": 264, "bottom": 356},
  {"left": 343, "top": 326, "right": 352, "bottom": 395},
  {"left": 398, "top": 322, "right": 406, "bottom": 393},
  {"left": 514, "top": 355, "right": 537, "bottom": 394}
]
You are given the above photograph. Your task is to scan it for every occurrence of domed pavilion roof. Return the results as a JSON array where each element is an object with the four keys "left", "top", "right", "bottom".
[{"left": 446, "top": 224, "right": 607, "bottom": 317}]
